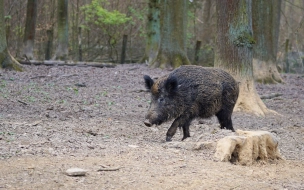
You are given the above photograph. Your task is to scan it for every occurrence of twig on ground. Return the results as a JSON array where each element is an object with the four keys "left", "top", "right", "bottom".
[
  {"left": 130, "top": 89, "right": 149, "bottom": 93},
  {"left": 260, "top": 93, "right": 283, "bottom": 99},
  {"left": 97, "top": 164, "right": 122, "bottom": 171},
  {"left": 17, "top": 99, "right": 28, "bottom": 105}
]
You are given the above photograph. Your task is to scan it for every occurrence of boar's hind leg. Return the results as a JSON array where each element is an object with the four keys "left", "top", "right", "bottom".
[
  {"left": 166, "top": 115, "right": 192, "bottom": 142},
  {"left": 216, "top": 109, "right": 235, "bottom": 132}
]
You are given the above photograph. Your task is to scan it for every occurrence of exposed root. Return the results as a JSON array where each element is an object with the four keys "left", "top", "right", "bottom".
[{"left": 233, "top": 79, "right": 277, "bottom": 116}]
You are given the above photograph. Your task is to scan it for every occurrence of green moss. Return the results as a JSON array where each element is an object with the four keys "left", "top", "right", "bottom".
[{"left": 233, "top": 31, "right": 255, "bottom": 48}]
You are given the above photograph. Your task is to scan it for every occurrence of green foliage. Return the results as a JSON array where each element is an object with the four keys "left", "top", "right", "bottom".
[
  {"left": 4, "top": 15, "right": 11, "bottom": 20},
  {"left": 128, "top": 7, "right": 146, "bottom": 24},
  {"left": 81, "top": 0, "right": 130, "bottom": 27},
  {"left": 128, "top": 6, "right": 148, "bottom": 37}
]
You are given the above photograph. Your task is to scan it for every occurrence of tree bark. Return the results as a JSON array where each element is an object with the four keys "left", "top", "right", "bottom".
[
  {"left": 23, "top": 0, "right": 37, "bottom": 60},
  {"left": 252, "top": 0, "right": 283, "bottom": 84},
  {"left": 215, "top": 0, "right": 272, "bottom": 116},
  {"left": 53, "top": 0, "right": 69, "bottom": 60},
  {"left": 45, "top": 29, "right": 54, "bottom": 60},
  {"left": 0, "top": 0, "right": 22, "bottom": 71},
  {"left": 200, "top": 0, "right": 212, "bottom": 45},
  {"left": 78, "top": 27, "right": 82, "bottom": 61},
  {"left": 140, "top": 0, "right": 161, "bottom": 64},
  {"left": 149, "top": 0, "right": 190, "bottom": 69},
  {"left": 194, "top": 0, "right": 215, "bottom": 67},
  {"left": 120, "top": 35, "right": 128, "bottom": 64}
]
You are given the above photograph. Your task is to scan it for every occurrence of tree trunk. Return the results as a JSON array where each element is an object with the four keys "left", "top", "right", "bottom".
[
  {"left": 252, "top": 0, "right": 283, "bottom": 84},
  {"left": 194, "top": 0, "right": 215, "bottom": 67},
  {"left": 120, "top": 34, "right": 128, "bottom": 64},
  {"left": 215, "top": 0, "right": 272, "bottom": 116},
  {"left": 53, "top": 0, "right": 69, "bottom": 60},
  {"left": 45, "top": 29, "right": 54, "bottom": 60},
  {"left": 194, "top": 40, "right": 201, "bottom": 64},
  {"left": 23, "top": 0, "right": 37, "bottom": 60},
  {"left": 0, "top": 0, "right": 22, "bottom": 71},
  {"left": 78, "top": 27, "right": 82, "bottom": 61},
  {"left": 141, "top": 0, "right": 161, "bottom": 64},
  {"left": 200, "top": 0, "right": 214, "bottom": 63},
  {"left": 149, "top": 0, "right": 190, "bottom": 69}
]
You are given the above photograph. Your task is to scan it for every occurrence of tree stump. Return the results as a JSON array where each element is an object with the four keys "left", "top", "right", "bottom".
[{"left": 214, "top": 130, "right": 282, "bottom": 165}]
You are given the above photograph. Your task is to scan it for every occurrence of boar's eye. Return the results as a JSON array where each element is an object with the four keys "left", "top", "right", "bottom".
[{"left": 158, "top": 97, "right": 164, "bottom": 103}]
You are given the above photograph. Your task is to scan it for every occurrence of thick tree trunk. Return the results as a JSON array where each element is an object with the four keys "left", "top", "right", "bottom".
[
  {"left": 149, "top": 0, "right": 190, "bottom": 69},
  {"left": 215, "top": 0, "right": 272, "bottom": 116},
  {"left": 193, "top": 0, "right": 215, "bottom": 67},
  {"left": 23, "top": 0, "right": 37, "bottom": 60},
  {"left": 140, "top": 0, "right": 160, "bottom": 64},
  {"left": 53, "top": 0, "right": 69, "bottom": 60},
  {"left": 252, "top": 0, "right": 283, "bottom": 84},
  {"left": 200, "top": 0, "right": 214, "bottom": 64},
  {"left": 0, "top": 0, "right": 22, "bottom": 71}
]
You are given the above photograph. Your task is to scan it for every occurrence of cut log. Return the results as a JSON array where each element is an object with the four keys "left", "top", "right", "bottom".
[{"left": 214, "top": 130, "right": 282, "bottom": 165}]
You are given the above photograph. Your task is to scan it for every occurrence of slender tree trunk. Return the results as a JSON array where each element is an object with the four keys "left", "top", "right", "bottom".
[
  {"left": 194, "top": 40, "right": 201, "bottom": 63},
  {"left": 78, "top": 27, "right": 82, "bottom": 61},
  {"left": 201, "top": 0, "right": 212, "bottom": 44},
  {"left": 0, "top": 0, "right": 22, "bottom": 71},
  {"left": 215, "top": 0, "right": 272, "bottom": 116},
  {"left": 120, "top": 34, "right": 128, "bottom": 64},
  {"left": 53, "top": 0, "right": 69, "bottom": 60},
  {"left": 23, "top": 0, "right": 37, "bottom": 60},
  {"left": 252, "top": 0, "right": 283, "bottom": 84},
  {"left": 149, "top": 0, "right": 190, "bottom": 69},
  {"left": 45, "top": 29, "right": 54, "bottom": 60}
]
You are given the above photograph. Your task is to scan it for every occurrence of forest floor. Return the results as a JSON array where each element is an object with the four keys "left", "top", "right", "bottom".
[{"left": 0, "top": 64, "right": 304, "bottom": 190}]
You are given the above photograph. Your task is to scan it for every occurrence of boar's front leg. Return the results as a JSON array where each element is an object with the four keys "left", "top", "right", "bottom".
[
  {"left": 216, "top": 108, "right": 235, "bottom": 132},
  {"left": 166, "top": 114, "right": 193, "bottom": 142}
]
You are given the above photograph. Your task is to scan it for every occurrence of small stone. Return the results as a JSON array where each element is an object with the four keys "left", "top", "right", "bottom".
[
  {"left": 128, "top": 145, "right": 139, "bottom": 148},
  {"left": 65, "top": 168, "right": 87, "bottom": 176},
  {"left": 149, "top": 127, "right": 159, "bottom": 132}
]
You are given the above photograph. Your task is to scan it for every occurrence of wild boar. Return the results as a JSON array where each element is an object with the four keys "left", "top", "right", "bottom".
[{"left": 143, "top": 65, "right": 239, "bottom": 141}]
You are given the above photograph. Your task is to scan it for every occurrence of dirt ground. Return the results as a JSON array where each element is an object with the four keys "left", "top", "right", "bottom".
[{"left": 0, "top": 64, "right": 304, "bottom": 190}]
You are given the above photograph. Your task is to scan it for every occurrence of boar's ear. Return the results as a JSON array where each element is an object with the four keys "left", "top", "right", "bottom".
[
  {"left": 144, "top": 75, "right": 154, "bottom": 90},
  {"left": 165, "top": 76, "right": 178, "bottom": 94}
]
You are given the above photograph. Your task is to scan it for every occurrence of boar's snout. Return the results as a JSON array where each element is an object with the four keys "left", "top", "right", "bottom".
[{"left": 144, "top": 119, "right": 152, "bottom": 127}]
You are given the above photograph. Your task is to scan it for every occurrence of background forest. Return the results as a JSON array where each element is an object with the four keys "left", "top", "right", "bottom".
[
  {"left": 1, "top": 1, "right": 304, "bottom": 189},
  {"left": 3, "top": 0, "right": 304, "bottom": 73}
]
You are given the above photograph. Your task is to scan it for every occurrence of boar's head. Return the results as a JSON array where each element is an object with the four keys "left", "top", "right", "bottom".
[{"left": 143, "top": 75, "right": 182, "bottom": 127}]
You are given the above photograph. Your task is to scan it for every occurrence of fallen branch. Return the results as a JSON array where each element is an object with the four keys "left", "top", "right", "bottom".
[
  {"left": 30, "top": 75, "right": 51, "bottom": 79},
  {"left": 97, "top": 167, "right": 121, "bottom": 171},
  {"left": 18, "top": 60, "right": 116, "bottom": 68},
  {"left": 97, "top": 164, "right": 122, "bottom": 171},
  {"left": 30, "top": 74, "right": 78, "bottom": 80},
  {"left": 130, "top": 89, "right": 149, "bottom": 93},
  {"left": 260, "top": 93, "right": 283, "bottom": 99}
]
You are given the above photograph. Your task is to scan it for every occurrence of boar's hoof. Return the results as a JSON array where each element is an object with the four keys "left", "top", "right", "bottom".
[
  {"left": 166, "top": 136, "right": 172, "bottom": 142},
  {"left": 144, "top": 120, "right": 152, "bottom": 127}
]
